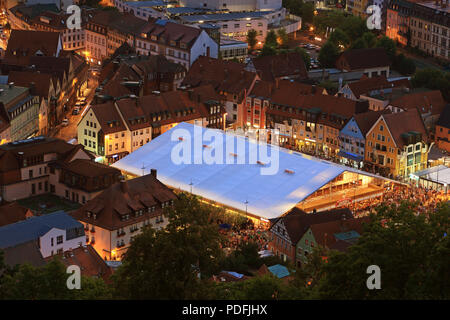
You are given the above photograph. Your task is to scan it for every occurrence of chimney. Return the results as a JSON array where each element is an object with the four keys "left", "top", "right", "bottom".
[
  {"left": 150, "top": 169, "right": 157, "bottom": 179},
  {"left": 119, "top": 176, "right": 128, "bottom": 193},
  {"left": 29, "top": 82, "right": 36, "bottom": 95},
  {"left": 17, "top": 151, "right": 24, "bottom": 167}
]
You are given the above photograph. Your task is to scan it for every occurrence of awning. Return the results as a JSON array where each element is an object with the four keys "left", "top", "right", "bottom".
[{"left": 338, "top": 151, "right": 363, "bottom": 162}]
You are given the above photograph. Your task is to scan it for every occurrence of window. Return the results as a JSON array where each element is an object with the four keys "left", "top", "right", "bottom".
[{"left": 56, "top": 235, "right": 63, "bottom": 245}]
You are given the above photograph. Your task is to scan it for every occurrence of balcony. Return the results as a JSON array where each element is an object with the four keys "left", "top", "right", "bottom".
[{"left": 116, "top": 231, "right": 126, "bottom": 237}]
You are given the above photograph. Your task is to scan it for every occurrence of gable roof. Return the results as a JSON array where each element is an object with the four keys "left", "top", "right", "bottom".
[
  {"left": 182, "top": 56, "right": 257, "bottom": 101},
  {"left": 0, "top": 202, "right": 32, "bottom": 227},
  {"left": 46, "top": 245, "right": 113, "bottom": 282},
  {"left": 4, "top": 30, "right": 60, "bottom": 66},
  {"left": 90, "top": 102, "right": 128, "bottom": 134},
  {"left": 0, "top": 211, "right": 83, "bottom": 249},
  {"left": 309, "top": 216, "right": 370, "bottom": 248},
  {"left": 270, "top": 207, "right": 353, "bottom": 244},
  {"left": 250, "top": 52, "right": 308, "bottom": 82},
  {"left": 8, "top": 71, "right": 55, "bottom": 99},
  {"left": 71, "top": 174, "right": 177, "bottom": 230},
  {"left": 336, "top": 48, "right": 391, "bottom": 71},
  {"left": 390, "top": 90, "right": 446, "bottom": 116},
  {"left": 353, "top": 109, "right": 391, "bottom": 136},
  {"left": 436, "top": 104, "right": 450, "bottom": 129},
  {"left": 381, "top": 108, "right": 428, "bottom": 148},
  {"left": 347, "top": 75, "right": 391, "bottom": 98},
  {"left": 2, "top": 240, "right": 46, "bottom": 268}
]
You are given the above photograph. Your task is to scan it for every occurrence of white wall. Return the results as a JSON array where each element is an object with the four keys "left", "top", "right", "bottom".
[
  {"left": 40, "top": 227, "right": 85, "bottom": 258},
  {"left": 189, "top": 30, "right": 219, "bottom": 66}
]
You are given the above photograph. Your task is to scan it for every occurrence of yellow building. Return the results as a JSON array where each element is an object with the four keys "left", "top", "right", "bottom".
[{"left": 365, "top": 108, "right": 429, "bottom": 179}]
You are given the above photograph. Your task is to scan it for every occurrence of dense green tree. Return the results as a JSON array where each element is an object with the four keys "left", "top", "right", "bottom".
[
  {"left": 318, "top": 41, "right": 340, "bottom": 68},
  {"left": 340, "top": 15, "right": 368, "bottom": 40},
  {"left": 328, "top": 28, "right": 350, "bottom": 49},
  {"left": 362, "top": 32, "right": 377, "bottom": 48},
  {"left": 411, "top": 68, "right": 450, "bottom": 101},
  {"left": 350, "top": 38, "right": 369, "bottom": 50},
  {"left": 294, "top": 47, "right": 311, "bottom": 70},
  {"left": 221, "top": 241, "right": 262, "bottom": 274},
  {"left": 393, "top": 54, "right": 416, "bottom": 75},
  {"left": 0, "top": 258, "right": 112, "bottom": 300},
  {"left": 265, "top": 30, "right": 278, "bottom": 48},
  {"left": 112, "top": 193, "right": 225, "bottom": 299},
  {"left": 316, "top": 202, "right": 450, "bottom": 299},
  {"left": 375, "top": 36, "right": 397, "bottom": 60},
  {"left": 277, "top": 28, "right": 289, "bottom": 48},
  {"left": 301, "top": 3, "right": 315, "bottom": 25},
  {"left": 260, "top": 44, "right": 278, "bottom": 57},
  {"left": 246, "top": 29, "right": 258, "bottom": 51}
]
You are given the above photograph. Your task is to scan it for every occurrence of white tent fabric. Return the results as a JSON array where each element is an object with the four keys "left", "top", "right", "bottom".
[{"left": 112, "top": 122, "right": 390, "bottom": 220}]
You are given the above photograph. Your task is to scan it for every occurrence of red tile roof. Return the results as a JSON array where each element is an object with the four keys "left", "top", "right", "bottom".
[
  {"left": 381, "top": 108, "right": 428, "bottom": 148},
  {"left": 8, "top": 71, "right": 55, "bottom": 99},
  {"left": 347, "top": 75, "right": 391, "bottom": 98},
  {"left": 310, "top": 216, "right": 370, "bottom": 248},
  {"left": 250, "top": 52, "right": 308, "bottom": 82},
  {"left": 0, "top": 202, "right": 33, "bottom": 227},
  {"left": 336, "top": 48, "right": 391, "bottom": 71},
  {"left": 90, "top": 102, "right": 128, "bottom": 134},
  {"left": 390, "top": 90, "right": 446, "bottom": 116},
  {"left": 353, "top": 109, "right": 391, "bottom": 136},
  {"left": 182, "top": 56, "right": 257, "bottom": 102},
  {"left": 4, "top": 30, "right": 60, "bottom": 66},
  {"left": 71, "top": 174, "right": 177, "bottom": 230},
  {"left": 46, "top": 245, "right": 113, "bottom": 282},
  {"left": 270, "top": 207, "right": 353, "bottom": 245},
  {"left": 115, "top": 91, "right": 209, "bottom": 131}
]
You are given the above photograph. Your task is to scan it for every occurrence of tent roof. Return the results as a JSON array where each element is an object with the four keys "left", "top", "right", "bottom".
[{"left": 112, "top": 123, "right": 394, "bottom": 219}]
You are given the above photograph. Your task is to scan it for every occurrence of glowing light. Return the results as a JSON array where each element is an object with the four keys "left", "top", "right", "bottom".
[{"left": 314, "top": 37, "right": 322, "bottom": 42}]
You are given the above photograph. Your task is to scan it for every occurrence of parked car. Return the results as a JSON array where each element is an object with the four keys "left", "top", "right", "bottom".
[
  {"left": 62, "top": 118, "right": 69, "bottom": 126},
  {"left": 72, "top": 107, "right": 80, "bottom": 115}
]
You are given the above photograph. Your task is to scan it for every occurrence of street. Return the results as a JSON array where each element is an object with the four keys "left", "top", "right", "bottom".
[{"left": 51, "top": 72, "right": 98, "bottom": 142}]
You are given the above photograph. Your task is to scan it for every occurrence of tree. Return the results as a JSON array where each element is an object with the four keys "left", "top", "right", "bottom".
[
  {"left": 328, "top": 28, "right": 350, "bottom": 49},
  {"left": 316, "top": 201, "right": 450, "bottom": 299},
  {"left": 112, "top": 193, "right": 225, "bottom": 299},
  {"left": 350, "top": 38, "right": 369, "bottom": 50},
  {"left": 375, "top": 36, "right": 397, "bottom": 60},
  {"left": 260, "top": 44, "right": 278, "bottom": 57},
  {"left": 0, "top": 258, "right": 112, "bottom": 300},
  {"left": 264, "top": 30, "right": 278, "bottom": 48},
  {"left": 247, "top": 29, "right": 258, "bottom": 51},
  {"left": 411, "top": 68, "right": 450, "bottom": 101},
  {"left": 318, "top": 41, "right": 340, "bottom": 68},
  {"left": 301, "top": 2, "right": 315, "bottom": 25},
  {"left": 294, "top": 47, "right": 311, "bottom": 70},
  {"left": 340, "top": 15, "right": 368, "bottom": 41},
  {"left": 277, "top": 28, "right": 289, "bottom": 48},
  {"left": 393, "top": 54, "right": 416, "bottom": 76},
  {"left": 362, "top": 32, "right": 377, "bottom": 48}
]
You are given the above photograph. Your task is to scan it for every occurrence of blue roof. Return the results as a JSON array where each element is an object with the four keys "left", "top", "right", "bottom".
[
  {"left": 225, "top": 271, "right": 244, "bottom": 279},
  {"left": 268, "top": 264, "right": 290, "bottom": 279},
  {"left": 334, "top": 230, "right": 360, "bottom": 241},
  {"left": 167, "top": 7, "right": 207, "bottom": 14},
  {"left": 124, "top": 1, "right": 165, "bottom": 7},
  {"left": 0, "top": 211, "right": 82, "bottom": 249}
]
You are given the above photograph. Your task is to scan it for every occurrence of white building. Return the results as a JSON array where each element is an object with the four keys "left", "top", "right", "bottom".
[
  {"left": 0, "top": 211, "right": 86, "bottom": 258},
  {"left": 179, "top": 0, "right": 282, "bottom": 12}
]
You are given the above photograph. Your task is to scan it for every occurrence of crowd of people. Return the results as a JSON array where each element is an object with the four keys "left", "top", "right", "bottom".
[
  {"left": 218, "top": 219, "right": 269, "bottom": 254},
  {"left": 351, "top": 184, "right": 448, "bottom": 216}
]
